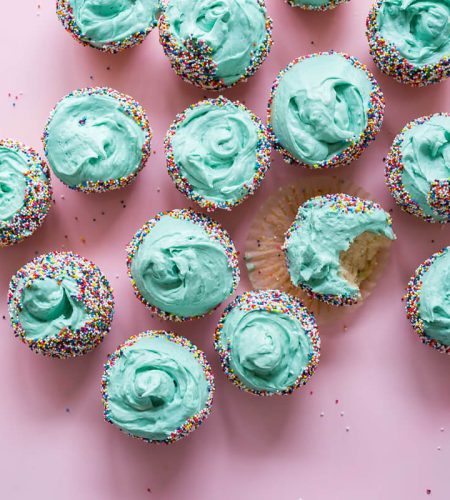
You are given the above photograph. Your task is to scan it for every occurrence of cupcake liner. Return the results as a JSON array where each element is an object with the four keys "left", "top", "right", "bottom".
[
  {"left": 158, "top": 0, "right": 273, "bottom": 91},
  {"left": 214, "top": 289, "right": 320, "bottom": 396},
  {"left": 42, "top": 87, "right": 152, "bottom": 193},
  {"left": 56, "top": 0, "right": 161, "bottom": 53},
  {"left": 0, "top": 139, "right": 53, "bottom": 247},
  {"left": 287, "top": 0, "right": 349, "bottom": 11},
  {"left": 126, "top": 209, "right": 240, "bottom": 322},
  {"left": 165, "top": 96, "right": 271, "bottom": 211},
  {"left": 385, "top": 113, "right": 450, "bottom": 224},
  {"left": 406, "top": 248, "right": 450, "bottom": 354},
  {"left": 245, "top": 177, "right": 393, "bottom": 320},
  {"left": 267, "top": 51, "right": 385, "bottom": 169},
  {"left": 102, "top": 330, "right": 215, "bottom": 444},
  {"left": 8, "top": 252, "right": 114, "bottom": 358},
  {"left": 366, "top": 0, "right": 450, "bottom": 87}
]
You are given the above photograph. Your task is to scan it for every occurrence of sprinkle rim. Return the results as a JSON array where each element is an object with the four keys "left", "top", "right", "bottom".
[{"left": 287, "top": 0, "right": 349, "bottom": 11}]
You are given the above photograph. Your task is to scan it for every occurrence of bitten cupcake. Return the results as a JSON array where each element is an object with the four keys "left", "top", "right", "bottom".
[
  {"left": 287, "top": 0, "right": 349, "bottom": 10},
  {"left": 159, "top": 0, "right": 273, "bottom": 90},
  {"left": 8, "top": 252, "right": 114, "bottom": 358},
  {"left": 386, "top": 113, "right": 450, "bottom": 223},
  {"left": 102, "top": 331, "right": 214, "bottom": 443},
  {"left": 215, "top": 290, "right": 320, "bottom": 396},
  {"left": 284, "top": 194, "right": 396, "bottom": 306},
  {"left": 406, "top": 247, "right": 450, "bottom": 354},
  {"left": 165, "top": 97, "right": 271, "bottom": 211},
  {"left": 268, "top": 52, "right": 385, "bottom": 169},
  {"left": 367, "top": 0, "right": 450, "bottom": 86},
  {"left": 57, "top": 0, "right": 162, "bottom": 52},
  {"left": 0, "top": 139, "right": 52, "bottom": 247},
  {"left": 127, "top": 209, "right": 240, "bottom": 321},
  {"left": 43, "top": 87, "right": 152, "bottom": 193}
]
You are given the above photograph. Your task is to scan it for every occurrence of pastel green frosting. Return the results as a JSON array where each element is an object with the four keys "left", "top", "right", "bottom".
[
  {"left": 285, "top": 196, "right": 396, "bottom": 299},
  {"left": 378, "top": 0, "right": 450, "bottom": 66},
  {"left": 45, "top": 92, "right": 146, "bottom": 188},
  {"left": 106, "top": 335, "right": 210, "bottom": 441},
  {"left": 290, "top": 0, "right": 337, "bottom": 6},
  {"left": 217, "top": 305, "right": 312, "bottom": 393},
  {"left": 0, "top": 147, "right": 28, "bottom": 221},
  {"left": 171, "top": 101, "right": 260, "bottom": 205},
  {"left": 164, "top": 0, "right": 268, "bottom": 85},
  {"left": 69, "top": 0, "right": 161, "bottom": 46},
  {"left": 419, "top": 249, "right": 450, "bottom": 345},
  {"left": 271, "top": 53, "right": 372, "bottom": 165},
  {"left": 401, "top": 115, "right": 450, "bottom": 221},
  {"left": 130, "top": 215, "right": 235, "bottom": 318},
  {"left": 18, "top": 277, "right": 88, "bottom": 340}
]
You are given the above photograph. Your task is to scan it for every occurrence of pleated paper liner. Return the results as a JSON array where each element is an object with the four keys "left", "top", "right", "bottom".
[{"left": 244, "top": 176, "right": 393, "bottom": 323}]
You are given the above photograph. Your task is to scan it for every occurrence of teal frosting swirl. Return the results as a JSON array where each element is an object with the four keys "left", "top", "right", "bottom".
[
  {"left": 285, "top": 195, "right": 396, "bottom": 300},
  {"left": 0, "top": 147, "right": 28, "bottom": 221},
  {"left": 45, "top": 92, "right": 146, "bottom": 188},
  {"left": 106, "top": 335, "right": 210, "bottom": 441},
  {"left": 401, "top": 115, "right": 450, "bottom": 221},
  {"left": 217, "top": 305, "right": 313, "bottom": 393},
  {"left": 18, "top": 277, "right": 88, "bottom": 340},
  {"left": 419, "top": 249, "right": 450, "bottom": 345},
  {"left": 164, "top": 0, "right": 268, "bottom": 85},
  {"left": 290, "top": 0, "right": 338, "bottom": 6},
  {"left": 130, "top": 214, "right": 235, "bottom": 318},
  {"left": 271, "top": 53, "right": 372, "bottom": 165},
  {"left": 378, "top": 0, "right": 450, "bottom": 66},
  {"left": 171, "top": 100, "right": 260, "bottom": 206},
  {"left": 69, "top": 0, "right": 161, "bottom": 46}
]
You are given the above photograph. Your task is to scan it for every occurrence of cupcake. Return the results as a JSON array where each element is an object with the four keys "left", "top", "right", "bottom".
[
  {"left": 0, "top": 139, "right": 52, "bottom": 247},
  {"left": 57, "top": 0, "right": 162, "bottom": 52},
  {"left": 43, "top": 87, "right": 152, "bottom": 193},
  {"left": 366, "top": 0, "right": 450, "bottom": 86},
  {"left": 284, "top": 194, "right": 396, "bottom": 306},
  {"left": 406, "top": 247, "right": 450, "bottom": 354},
  {"left": 165, "top": 97, "right": 271, "bottom": 211},
  {"left": 386, "top": 113, "right": 450, "bottom": 223},
  {"left": 8, "top": 252, "right": 114, "bottom": 358},
  {"left": 102, "top": 331, "right": 215, "bottom": 443},
  {"left": 287, "top": 0, "right": 349, "bottom": 10},
  {"left": 158, "top": 0, "right": 273, "bottom": 90},
  {"left": 127, "top": 209, "right": 240, "bottom": 321},
  {"left": 214, "top": 290, "right": 320, "bottom": 396},
  {"left": 267, "top": 52, "right": 385, "bottom": 169}
]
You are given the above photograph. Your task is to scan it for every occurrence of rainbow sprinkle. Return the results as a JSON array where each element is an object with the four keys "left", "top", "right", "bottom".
[{"left": 287, "top": 0, "right": 349, "bottom": 11}]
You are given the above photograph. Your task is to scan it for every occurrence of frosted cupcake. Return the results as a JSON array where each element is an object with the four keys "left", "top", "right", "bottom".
[
  {"left": 215, "top": 290, "right": 320, "bottom": 396},
  {"left": 57, "top": 0, "right": 162, "bottom": 52},
  {"left": 8, "top": 252, "right": 114, "bottom": 358},
  {"left": 159, "top": 0, "right": 273, "bottom": 90},
  {"left": 287, "top": 0, "right": 349, "bottom": 10},
  {"left": 43, "top": 87, "right": 152, "bottom": 193},
  {"left": 0, "top": 139, "right": 52, "bottom": 247},
  {"left": 127, "top": 209, "right": 240, "bottom": 321},
  {"left": 102, "top": 331, "right": 215, "bottom": 443},
  {"left": 386, "top": 113, "right": 450, "bottom": 223},
  {"left": 268, "top": 52, "right": 385, "bottom": 169},
  {"left": 284, "top": 194, "right": 396, "bottom": 306},
  {"left": 406, "top": 247, "right": 450, "bottom": 354},
  {"left": 366, "top": 0, "right": 450, "bottom": 86},
  {"left": 165, "top": 97, "right": 271, "bottom": 211}
]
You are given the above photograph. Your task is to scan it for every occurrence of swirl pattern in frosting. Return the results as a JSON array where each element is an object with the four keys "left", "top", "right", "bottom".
[
  {"left": 0, "top": 147, "right": 28, "bottom": 221},
  {"left": 103, "top": 332, "right": 213, "bottom": 442},
  {"left": 378, "top": 0, "right": 450, "bottom": 66},
  {"left": 270, "top": 53, "right": 374, "bottom": 166}
]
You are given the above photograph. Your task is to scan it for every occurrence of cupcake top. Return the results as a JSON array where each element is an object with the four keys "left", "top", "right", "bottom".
[
  {"left": 215, "top": 290, "right": 320, "bottom": 395},
  {"left": 388, "top": 114, "right": 450, "bottom": 223},
  {"left": 406, "top": 247, "right": 450, "bottom": 352},
  {"left": 284, "top": 194, "right": 396, "bottom": 304},
  {"left": 43, "top": 87, "right": 151, "bottom": 192},
  {"left": 127, "top": 209, "right": 240, "bottom": 320},
  {"left": 165, "top": 97, "right": 271, "bottom": 210},
  {"left": 102, "top": 331, "right": 214, "bottom": 443},
  {"left": 268, "top": 52, "right": 383, "bottom": 168},
  {"left": 57, "top": 0, "right": 162, "bottom": 51},
  {"left": 288, "top": 0, "right": 348, "bottom": 9},
  {"left": 377, "top": 0, "right": 450, "bottom": 66}
]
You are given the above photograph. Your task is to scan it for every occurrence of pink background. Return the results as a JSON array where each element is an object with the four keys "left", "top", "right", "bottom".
[{"left": 0, "top": 1, "right": 449, "bottom": 499}]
